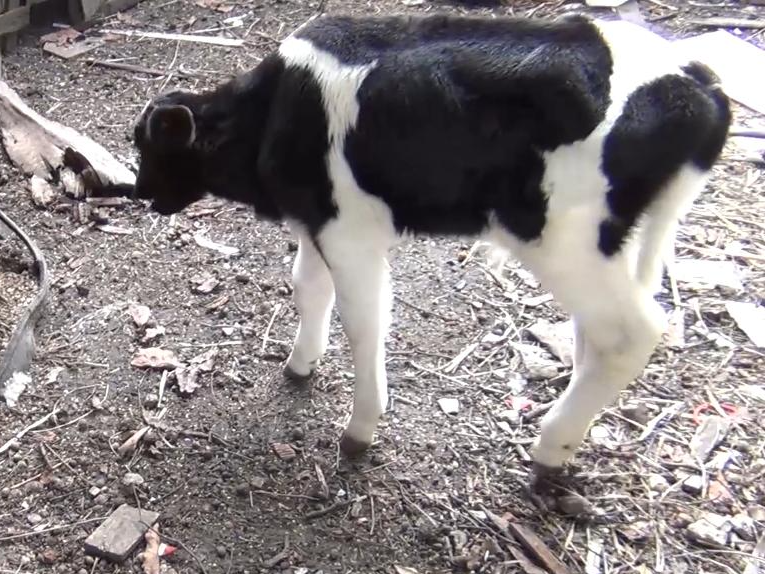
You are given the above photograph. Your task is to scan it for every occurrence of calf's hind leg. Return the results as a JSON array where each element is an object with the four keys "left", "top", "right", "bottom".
[{"left": 530, "top": 277, "right": 667, "bottom": 471}]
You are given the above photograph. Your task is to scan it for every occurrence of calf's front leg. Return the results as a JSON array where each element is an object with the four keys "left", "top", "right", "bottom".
[{"left": 284, "top": 229, "right": 336, "bottom": 380}]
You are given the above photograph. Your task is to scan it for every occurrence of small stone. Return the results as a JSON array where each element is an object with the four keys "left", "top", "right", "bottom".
[
  {"left": 620, "top": 402, "right": 650, "bottom": 425},
  {"left": 687, "top": 513, "right": 732, "bottom": 547},
  {"left": 79, "top": 569, "right": 89, "bottom": 574},
  {"left": 235, "top": 483, "right": 249, "bottom": 497},
  {"left": 122, "top": 473, "right": 144, "bottom": 487},
  {"left": 39, "top": 548, "right": 58, "bottom": 564},
  {"left": 497, "top": 409, "right": 520, "bottom": 425},
  {"left": 94, "top": 493, "right": 110, "bottom": 505},
  {"left": 27, "top": 513, "right": 43, "bottom": 525},
  {"left": 235, "top": 273, "right": 250, "bottom": 284},
  {"left": 291, "top": 427, "right": 305, "bottom": 441},
  {"left": 143, "top": 393, "right": 159, "bottom": 409},
  {"left": 438, "top": 397, "right": 459, "bottom": 415},
  {"left": 275, "top": 285, "right": 290, "bottom": 296},
  {"left": 648, "top": 474, "right": 670, "bottom": 493},
  {"left": 89, "top": 486, "right": 101, "bottom": 497},
  {"left": 216, "top": 546, "right": 227, "bottom": 558},
  {"left": 682, "top": 475, "right": 704, "bottom": 495},
  {"left": 557, "top": 493, "right": 592, "bottom": 516},
  {"left": 732, "top": 513, "right": 756, "bottom": 541}
]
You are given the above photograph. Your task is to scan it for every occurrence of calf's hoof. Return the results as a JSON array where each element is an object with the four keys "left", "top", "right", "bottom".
[
  {"left": 339, "top": 433, "right": 371, "bottom": 458},
  {"left": 283, "top": 364, "right": 314, "bottom": 383},
  {"left": 530, "top": 462, "right": 565, "bottom": 493}
]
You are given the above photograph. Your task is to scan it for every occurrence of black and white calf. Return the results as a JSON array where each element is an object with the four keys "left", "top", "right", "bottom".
[{"left": 132, "top": 13, "right": 730, "bottom": 471}]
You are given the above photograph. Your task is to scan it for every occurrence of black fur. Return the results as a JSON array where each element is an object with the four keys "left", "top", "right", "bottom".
[{"left": 598, "top": 65, "right": 731, "bottom": 256}]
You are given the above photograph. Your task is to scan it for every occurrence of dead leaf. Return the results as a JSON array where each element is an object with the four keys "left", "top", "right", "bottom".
[
  {"left": 173, "top": 349, "right": 217, "bottom": 394},
  {"left": 131, "top": 348, "right": 182, "bottom": 370},
  {"left": 511, "top": 343, "right": 559, "bottom": 380},
  {"left": 726, "top": 302, "right": 765, "bottom": 348},
  {"left": 129, "top": 304, "right": 152, "bottom": 327},
  {"left": 527, "top": 319, "right": 573, "bottom": 366}
]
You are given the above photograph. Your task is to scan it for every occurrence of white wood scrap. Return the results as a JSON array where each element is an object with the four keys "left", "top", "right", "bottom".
[
  {"left": 102, "top": 28, "right": 244, "bottom": 47},
  {"left": 726, "top": 301, "right": 765, "bottom": 347},
  {"left": 672, "top": 259, "right": 744, "bottom": 291}
]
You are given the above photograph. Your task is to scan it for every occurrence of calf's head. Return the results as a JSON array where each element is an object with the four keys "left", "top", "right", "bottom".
[{"left": 133, "top": 91, "right": 206, "bottom": 215}]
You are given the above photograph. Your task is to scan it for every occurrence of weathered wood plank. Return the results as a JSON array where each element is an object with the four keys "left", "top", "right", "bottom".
[{"left": 84, "top": 504, "right": 160, "bottom": 563}]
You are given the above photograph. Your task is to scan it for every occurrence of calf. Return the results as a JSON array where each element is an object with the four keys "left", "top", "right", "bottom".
[{"left": 132, "top": 13, "right": 730, "bottom": 475}]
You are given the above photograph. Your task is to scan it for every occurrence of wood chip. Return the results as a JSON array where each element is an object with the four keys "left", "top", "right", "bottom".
[
  {"left": 438, "top": 397, "right": 460, "bottom": 415},
  {"left": 84, "top": 504, "right": 159, "bottom": 563},
  {"left": 665, "top": 307, "right": 686, "bottom": 349},
  {"left": 500, "top": 512, "right": 571, "bottom": 574},
  {"left": 272, "top": 442, "right": 296, "bottom": 461},
  {"left": 726, "top": 302, "right": 765, "bottom": 347},
  {"left": 131, "top": 348, "right": 182, "bottom": 370},
  {"left": 193, "top": 232, "right": 240, "bottom": 256},
  {"left": 672, "top": 259, "right": 744, "bottom": 291},
  {"left": 690, "top": 415, "right": 731, "bottom": 462}
]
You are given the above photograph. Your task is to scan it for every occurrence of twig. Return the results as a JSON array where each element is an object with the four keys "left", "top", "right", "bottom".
[
  {"left": 0, "top": 516, "right": 107, "bottom": 542},
  {"left": 261, "top": 302, "right": 283, "bottom": 351},
  {"left": 305, "top": 495, "right": 367, "bottom": 520},
  {"left": 689, "top": 17, "right": 765, "bottom": 30},
  {"left": 85, "top": 59, "right": 201, "bottom": 78},
  {"left": 0, "top": 409, "right": 59, "bottom": 454},
  {"left": 101, "top": 29, "right": 245, "bottom": 47}
]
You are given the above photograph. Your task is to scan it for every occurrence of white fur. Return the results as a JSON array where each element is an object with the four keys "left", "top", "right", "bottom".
[{"left": 279, "top": 28, "right": 714, "bottom": 463}]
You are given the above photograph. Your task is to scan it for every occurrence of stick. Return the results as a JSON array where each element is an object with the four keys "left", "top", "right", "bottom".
[
  {"left": 261, "top": 303, "right": 282, "bottom": 351},
  {"left": 0, "top": 516, "right": 108, "bottom": 542},
  {"left": 0, "top": 409, "right": 59, "bottom": 454},
  {"left": 117, "top": 425, "right": 150, "bottom": 456},
  {"left": 689, "top": 17, "right": 765, "bottom": 29},
  {"left": 85, "top": 58, "right": 201, "bottom": 78},
  {"left": 305, "top": 496, "right": 367, "bottom": 520},
  {"left": 102, "top": 29, "right": 245, "bottom": 47}
]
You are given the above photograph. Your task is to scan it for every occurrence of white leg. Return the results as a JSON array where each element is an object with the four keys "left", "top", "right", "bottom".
[
  {"left": 531, "top": 288, "right": 666, "bottom": 468},
  {"left": 284, "top": 233, "right": 335, "bottom": 379},
  {"left": 317, "top": 227, "right": 392, "bottom": 455}
]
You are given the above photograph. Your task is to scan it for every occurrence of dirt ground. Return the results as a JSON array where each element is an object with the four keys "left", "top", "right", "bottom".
[{"left": 1, "top": 0, "right": 765, "bottom": 573}]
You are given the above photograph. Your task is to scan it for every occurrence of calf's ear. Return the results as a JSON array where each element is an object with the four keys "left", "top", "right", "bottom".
[{"left": 146, "top": 105, "right": 196, "bottom": 150}]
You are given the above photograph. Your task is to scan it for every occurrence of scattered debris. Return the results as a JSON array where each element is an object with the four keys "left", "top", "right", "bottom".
[
  {"left": 84, "top": 504, "right": 160, "bottom": 563},
  {"left": 504, "top": 512, "right": 571, "bottom": 574},
  {"left": 585, "top": 0, "right": 629, "bottom": 6},
  {"left": 193, "top": 232, "right": 240, "bottom": 256},
  {"left": 726, "top": 301, "right": 765, "bottom": 347},
  {"left": 142, "top": 326, "right": 165, "bottom": 343},
  {"left": 438, "top": 397, "right": 460, "bottom": 415},
  {"left": 191, "top": 272, "right": 220, "bottom": 294},
  {"left": 131, "top": 348, "right": 182, "bottom": 370},
  {"left": 665, "top": 307, "right": 686, "bottom": 349},
  {"left": 393, "top": 567, "right": 419, "bottom": 574},
  {"left": 743, "top": 533, "right": 765, "bottom": 574}
]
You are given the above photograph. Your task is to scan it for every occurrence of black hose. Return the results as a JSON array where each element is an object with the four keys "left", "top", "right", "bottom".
[{"left": 0, "top": 206, "right": 51, "bottom": 391}]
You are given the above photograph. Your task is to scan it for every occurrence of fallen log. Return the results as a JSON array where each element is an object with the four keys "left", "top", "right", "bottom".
[{"left": 0, "top": 80, "right": 135, "bottom": 194}]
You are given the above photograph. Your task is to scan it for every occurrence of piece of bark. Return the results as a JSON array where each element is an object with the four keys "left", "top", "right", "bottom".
[
  {"left": 504, "top": 513, "right": 570, "bottom": 574},
  {"left": 0, "top": 80, "right": 134, "bottom": 187},
  {"left": 84, "top": 504, "right": 159, "bottom": 563}
]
